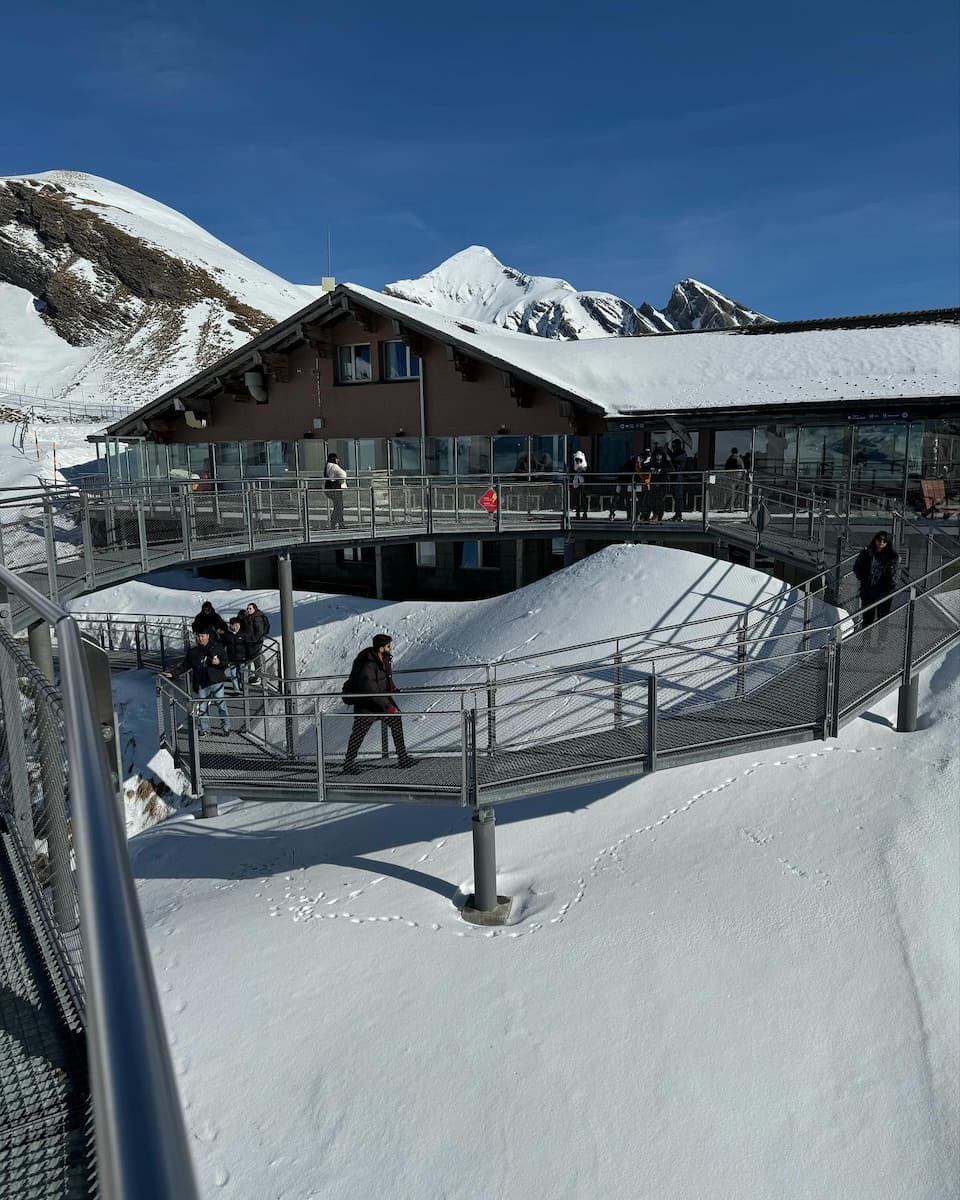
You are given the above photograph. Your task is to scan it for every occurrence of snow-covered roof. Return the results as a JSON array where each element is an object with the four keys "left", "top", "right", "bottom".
[{"left": 345, "top": 284, "right": 960, "bottom": 416}]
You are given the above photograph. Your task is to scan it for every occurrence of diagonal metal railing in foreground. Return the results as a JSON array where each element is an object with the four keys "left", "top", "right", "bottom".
[{"left": 0, "top": 565, "right": 200, "bottom": 1198}]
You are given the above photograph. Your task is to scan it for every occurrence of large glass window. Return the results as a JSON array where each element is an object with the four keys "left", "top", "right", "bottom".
[
  {"left": 382, "top": 341, "right": 421, "bottom": 379},
  {"left": 494, "top": 436, "right": 528, "bottom": 476},
  {"left": 456, "top": 436, "right": 491, "bottom": 476},
  {"left": 713, "top": 430, "right": 753, "bottom": 469},
  {"left": 213, "top": 442, "right": 241, "bottom": 481},
  {"left": 798, "top": 425, "right": 850, "bottom": 482},
  {"left": 597, "top": 433, "right": 637, "bottom": 474},
  {"left": 529, "top": 435, "right": 562, "bottom": 473},
  {"left": 391, "top": 438, "right": 422, "bottom": 475},
  {"left": 325, "top": 439, "right": 356, "bottom": 473},
  {"left": 425, "top": 437, "right": 453, "bottom": 476},
  {"left": 336, "top": 344, "right": 372, "bottom": 383},
  {"left": 266, "top": 441, "right": 296, "bottom": 476},
  {"left": 357, "top": 439, "right": 389, "bottom": 473},
  {"left": 242, "top": 441, "right": 269, "bottom": 479},
  {"left": 753, "top": 425, "right": 797, "bottom": 480},
  {"left": 852, "top": 423, "right": 907, "bottom": 494},
  {"left": 298, "top": 438, "right": 328, "bottom": 476},
  {"left": 143, "top": 443, "right": 168, "bottom": 479}
]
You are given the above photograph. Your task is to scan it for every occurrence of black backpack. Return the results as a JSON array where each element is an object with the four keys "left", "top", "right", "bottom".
[{"left": 341, "top": 653, "right": 363, "bottom": 704}]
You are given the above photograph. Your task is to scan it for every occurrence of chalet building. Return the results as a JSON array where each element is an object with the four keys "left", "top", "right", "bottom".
[{"left": 100, "top": 286, "right": 960, "bottom": 597}]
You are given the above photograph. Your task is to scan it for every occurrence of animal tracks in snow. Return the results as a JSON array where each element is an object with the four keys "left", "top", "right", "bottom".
[{"left": 269, "top": 746, "right": 878, "bottom": 940}]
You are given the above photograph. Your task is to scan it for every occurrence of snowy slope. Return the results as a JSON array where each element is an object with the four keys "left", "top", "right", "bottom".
[
  {"left": 0, "top": 171, "right": 318, "bottom": 405},
  {"left": 104, "top": 562, "right": 957, "bottom": 1200},
  {"left": 385, "top": 245, "right": 770, "bottom": 339}
]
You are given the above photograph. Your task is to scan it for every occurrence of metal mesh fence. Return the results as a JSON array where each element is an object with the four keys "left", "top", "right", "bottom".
[{"left": 0, "top": 627, "right": 81, "bottom": 981}]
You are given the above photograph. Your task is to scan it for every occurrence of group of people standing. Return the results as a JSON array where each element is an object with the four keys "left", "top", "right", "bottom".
[
  {"left": 569, "top": 439, "right": 694, "bottom": 523},
  {"left": 161, "top": 600, "right": 271, "bottom": 736}
]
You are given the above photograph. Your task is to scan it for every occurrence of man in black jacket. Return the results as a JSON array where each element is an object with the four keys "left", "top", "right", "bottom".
[
  {"left": 342, "top": 634, "right": 415, "bottom": 773},
  {"left": 162, "top": 630, "right": 231, "bottom": 736},
  {"left": 222, "top": 618, "right": 247, "bottom": 692}
]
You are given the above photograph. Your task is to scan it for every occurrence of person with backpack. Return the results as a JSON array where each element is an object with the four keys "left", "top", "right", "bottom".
[
  {"left": 244, "top": 602, "right": 270, "bottom": 684},
  {"left": 162, "top": 629, "right": 231, "bottom": 737},
  {"left": 191, "top": 600, "right": 227, "bottom": 639},
  {"left": 341, "top": 634, "right": 416, "bottom": 773},
  {"left": 324, "top": 452, "right": 348, "bottom": 529}
]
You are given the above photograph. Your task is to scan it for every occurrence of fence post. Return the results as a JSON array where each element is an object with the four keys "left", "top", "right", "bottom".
[
  {"left": 81, "top": 492, "right": 96, "bottom": 589},
  {"left": 279, "top": 554, "right": 297, "bottom": 756},
  {"left": 137, "top": 498, "right": 149, "bottom": 573},
  {"left": 315, "top": 702, "right": 326, "bottom": 802},
  {"left": 0, "top": 622, "right": 35, "bottom": 851},
  {"left": 736, "top": 612, "right": 747, "bottom": 699},
  {"left": 823, "top": 636, "right": 840, "bottom": 739},
  {"left": 486, "top": 663, "right": 497, "bottom": 752},
  {"left": 613, "top": 649, "right": 623, "bottom": 729},
  {"left": 179, "top": 485, "right": 192, "bottom": 560},
  {"left": 647, "top": 671, "right": 658, "bottom": 771},
  {"left": 924, "top": 534, "right": 934, "bottom": 588},
  {"left": 134, "top": 627, "right": 143, "bottom": 670},
  {"left": 302, "top": 483, "right": 312, "bottom": 544},
  {"left": 426, "top": 484, "right": 434, "bottom": 536},
  {"left": 701, "top": 474, "right": 710, "bottom": 533},
  {"left": 43, "top": 497, "right": 60, "bottom": 603},
  {"left": 897, "top": 587, "right": 919, "bottom": 733},
  {"left": 29, "top": 623, "right": 76, "bottom": 931},
  {"left": 802, "top": 583, "right": 813, "bottom": 652},
  {"left": 370, "top": 487, "right": 377, "bottom": 539}
]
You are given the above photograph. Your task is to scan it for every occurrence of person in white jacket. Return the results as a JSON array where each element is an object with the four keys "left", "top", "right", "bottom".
[
  {"left": 571, "top": 449, "right": 589, "bottom": 520},
  {"left": 324, "top": 452, "right": 347, "bottom": 529}
]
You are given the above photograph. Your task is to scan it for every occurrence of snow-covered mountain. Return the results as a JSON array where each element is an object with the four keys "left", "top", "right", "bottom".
[
  {"left": 0, "top": 171, "right": 319, "bottom": 405},
  {"left": 385, "top": 246, "right": 770, "bottom": 340},
  {"left": 0, "top": 173, "right": 770, "bottom": 407}
]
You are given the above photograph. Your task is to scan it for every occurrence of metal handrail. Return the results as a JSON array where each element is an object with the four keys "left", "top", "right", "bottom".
[{"left": 0, "top": 563, "right": 200, "bottom": 1199}]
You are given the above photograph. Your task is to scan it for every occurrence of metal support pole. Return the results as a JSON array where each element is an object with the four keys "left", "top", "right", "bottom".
[
  {"left": 81, "top": 492, "right": 96, "bottom": 589},
  {"left": 426, "top": 484, "right": 434, "bottom": 537},
  {"left": 370, "top": 486, "right": 377, "bottom": 538},
  {"left": 137, "top": 499, "right": 149, "bottom": 573},
  {"left": 897, "top": 587, "right": 918, "bottom": 733},
  {"left": 701, "top": 474, "right": 710, "bottom": 533},
  {"left": 43, "top": 497, "right": 59, "bottom": 603},
  {"left": 471, "top": 806, "right": 498, "bottom": 913},
  {"left": 27, "top": 619, "right": 55, "bottom": 682},
  {"left": 278, "top": 554, "right": 296, "bottom": 755},
  {"left": 180, "top": 485, "right": 192, "bottom": 559},
  {"left": 647, "top": 672, "right": 658, "bottom": 771},
  {"left": 374, "top": 544, "right": 384, "bottom": 600}
]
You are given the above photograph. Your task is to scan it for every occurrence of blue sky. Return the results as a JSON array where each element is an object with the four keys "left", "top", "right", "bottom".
[{"left": 4, "top": 0, "right": 958, "bottom": 319}]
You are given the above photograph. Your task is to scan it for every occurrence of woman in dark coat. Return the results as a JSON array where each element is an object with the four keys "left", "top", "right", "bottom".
[
  {"left": 648, "top": 449, "right": 671, "bottom": 522},
  {"left": 854, "top": 531, "right": 901, "bottom": 637}
]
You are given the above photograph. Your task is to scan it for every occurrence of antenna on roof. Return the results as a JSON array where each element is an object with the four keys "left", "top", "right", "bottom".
[{"left": 321, "top": 230, "right": 335, "bottom": 293}]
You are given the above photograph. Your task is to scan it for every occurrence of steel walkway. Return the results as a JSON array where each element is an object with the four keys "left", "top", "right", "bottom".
[{"left": 0, "top": 832, "right": 92, "bottom": 1199}]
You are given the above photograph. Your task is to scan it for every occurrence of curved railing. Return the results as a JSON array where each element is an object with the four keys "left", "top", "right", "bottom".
[{"left": 0, "top": 565, "right": 200, "bottom": 1198}]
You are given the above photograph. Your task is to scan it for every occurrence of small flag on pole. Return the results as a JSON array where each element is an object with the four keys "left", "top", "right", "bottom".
[{"left": 479, "top": 487, "right": 498, "bottom": 514}]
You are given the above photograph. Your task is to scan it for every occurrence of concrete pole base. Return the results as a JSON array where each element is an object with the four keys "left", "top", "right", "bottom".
[
  {"left": 461, "top": 895, "right": 513, "bottom": 926},
  {"left": 897, "top": 676, "right": 919, "bottom": 733},
  {"left": 200, "top": 795, "right": 220, "bottom": 820}
]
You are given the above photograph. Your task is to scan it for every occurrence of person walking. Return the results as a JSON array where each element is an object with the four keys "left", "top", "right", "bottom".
[
  {"left": 668, "top": 438, "right": 690, "bottom": 521},
  {"left": 854, "top": 531, "right": 901, "bottom": 646},
  {"left": 243, "top": 602, "right": 270, "bottom": 684},
  {"left": 570, "top": 449, "right": 589, "bottom": 520},
  {"left": 162, "top": 629, "right": 231, "bottom": 737},
  {"left": 222, "top": 617, "right": 248, "bottom": 691},
  {"left": 191, "top": 600, "right": 227, "bottom": 640},
  {"left": 342, "top": 634, "right": 416, "bottom": 773},
  {"left": 325, "top": 452, "right": 347, "bottom": 529},
  {"left": 722, "top": 447, "right": 746, "bottom": 511},
  {"left": 648, "top": 449, "right": 671, "bottom": 523}
]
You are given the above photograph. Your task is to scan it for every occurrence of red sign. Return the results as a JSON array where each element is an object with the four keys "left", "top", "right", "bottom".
[{"left": 479, "top": 488, "right": 498, "bottom": 514}]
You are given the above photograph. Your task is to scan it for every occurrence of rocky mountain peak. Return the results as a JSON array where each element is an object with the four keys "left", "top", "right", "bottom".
[{"left": 385, "top": 249, "right": 771, "bottom": 340}]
